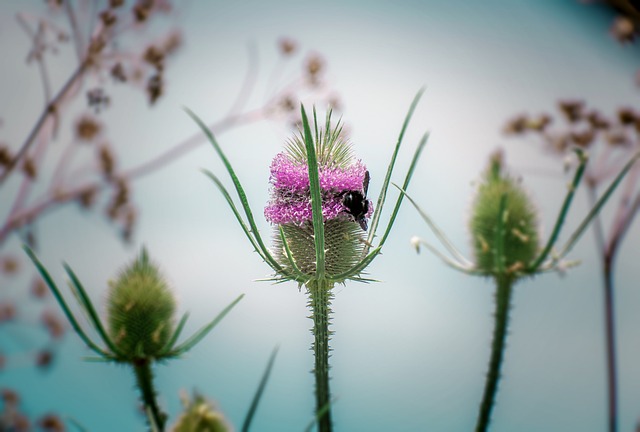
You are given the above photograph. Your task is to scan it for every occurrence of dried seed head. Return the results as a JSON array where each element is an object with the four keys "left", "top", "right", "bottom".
[
  {"left": 22, "top": 157, "right": 37, "bottom": 179},
  {"left": 279, "top": 37, "right": 297, "bottom": 56},
  {"left": 570, "top": 130, "right": 595, "bottom": 147},
  {"left": 99, "top": 144, "right": 116, "bottom": 178},
  {"left": 265, "top": 112, "right": 372, "bottom": 282},
  {"left": 470, "top": 150, "right": 539, "bottom": 276},
  {"left": 0, "top": 145, "right": 12, "bottom": 167},
  {"left": 100, "top": 10, "right": 117, "bottom": 27},
  {"left": 0, "top": 303, "right": 16, "bottom": 322},
  {"left": 31, "top": 278, "right": 48, "bottom": 299},
  {"left": 38, "top": 413, "right": 64, "bottom": 432},
  {"left": 87, "top": 88, "right": 110, "bottom": 112},
  {"left": 106, "top": 249, "right": 176, "bottom": 360},
  {"left": 503, "top": 114, "right": 528, "bottom": 135},
  {"left": 611, "top": 16, "right": 636, "bottom": 43},
  {"left": 618, "top": 107, "right": 636, "bottom": 125},
  {"left": 133, "top": 0, "right": 153, "bottom": 22},
  {"left": 558, "top": 100, "right": 584, "bottom": 123},
  {"left": 147, "top": 73, "right": 163, "bottom": 104},
  {"left": 143, "top": 46, "right": 164, "bottom": 69},
  {"left": 76, "top": 115, "right": 102, "bottom": 142},
  {"left": 587, "top": 111, "right": 610, "bottom": 130},
  {"left": 111, "top": 62, "right": 127, "bottom": 82},
  {"left": 1, "top": 256, "right": 19, "bottom": 275},
  {"left": 1, "top": 388, "right": 20, "bottom": 405},
  {"left": 41, "top": 310, "right": 65, "bottom": 339},
  {"left": 78, "top": 187, "right": 98, "bottom": 210},
  {"left": 527, "top": 114, "right": 551, "bottom": 132},
  {"left": 35, "top": 350, "right": 54, "bottom": 370}
]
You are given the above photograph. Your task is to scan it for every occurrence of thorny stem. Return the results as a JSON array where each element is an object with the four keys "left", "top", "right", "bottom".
[
  {"left": 308, "top": 279, "right": 334, "bottom": 432},
  {"left": 475, "top": 275, "right": 514, "bottom": 432},
  {"left": 133, "top": 359, "right": 167, "bottom": 432}
]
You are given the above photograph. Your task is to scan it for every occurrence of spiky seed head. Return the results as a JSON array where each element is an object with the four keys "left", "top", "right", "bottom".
[
  {"left": 171, "top": 391, "right": 230, "bottom": 432},
  {"left": 106, "top": 249, "right": 176, "bottom": 360},
  {"left": 264, "top": 111, "right": 372, "bottom": 283},
  {"left": 470, "top": 150, "right": 539, "bottom": 275}
]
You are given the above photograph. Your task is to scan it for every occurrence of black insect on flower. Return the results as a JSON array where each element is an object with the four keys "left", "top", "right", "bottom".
[{"left": 341, "top": 170, "right": 371, "bottom": 231}]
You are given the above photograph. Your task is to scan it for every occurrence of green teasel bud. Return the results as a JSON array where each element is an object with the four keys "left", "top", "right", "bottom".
[
  {"left": 470, "top": 151, "right": 539, "bottom": 275},
  {"left": 171, "top": 391, "right": 230, "bottom": 432},
  {"left": 107, "top": 249, "right": 176, "bottom": 360}
]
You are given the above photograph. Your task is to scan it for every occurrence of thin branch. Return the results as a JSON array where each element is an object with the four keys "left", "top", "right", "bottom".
[
  {"left": 226, "top": 42, "right": 259, "bottom": 118},
  {"left": 0, "top": 60, "right": 88, "bottom": 184},
  {"left": 64, "top": 0, "right": 85, "bottom": 63}
]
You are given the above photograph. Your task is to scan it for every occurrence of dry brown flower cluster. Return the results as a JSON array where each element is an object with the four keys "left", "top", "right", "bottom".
[{"left": 593, "top": 1, "right": 640, "bottom": 83}]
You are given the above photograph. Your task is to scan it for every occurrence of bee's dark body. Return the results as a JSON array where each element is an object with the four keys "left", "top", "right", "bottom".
[{"left": 341, "top": 171, "right": 371, "bottom": 231}]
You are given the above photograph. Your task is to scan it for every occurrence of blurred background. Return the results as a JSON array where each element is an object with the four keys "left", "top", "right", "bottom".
[{"left": 1, "top": 0, "right": 639, "bottom": 430}]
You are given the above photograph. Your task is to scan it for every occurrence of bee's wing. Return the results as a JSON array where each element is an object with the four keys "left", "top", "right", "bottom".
[{"left": 363, "top": 170, "right": 370, "bottom": 195}]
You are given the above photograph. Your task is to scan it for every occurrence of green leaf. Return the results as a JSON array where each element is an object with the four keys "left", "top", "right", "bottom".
[
  {"left": 367, "top": 88, "right": 425, "bottom": 247},
  {"left": 557, "top": 150, "right": 640, "bottom": 260},
  {"left": 160, "top": 312, "right": 189, "bottom": 355},
  {"left": 242, "top": 346, "right": 279, "bottom": 432},
  {"left": 23, "top": 246, "right": 112, "bottom": 358},
  {"left": 185, "top": 108, "right": 284, "bottom": 274},
  {"left": 394, "top": 184, "right": 471, "bottom": 267},
  {"left": 64, "top": 264, "right": 125, "bottom": 358},
  {"left": 376, "top": 131, "right": 429, "bottom": 248},
  {"left": 328, "top": 246, "right": 382, "bottom": 283},
  {"left": 278, "top": 226, "right": 311, "bottom": 283},
  {"left": 300, "top": 105, "right": 326, "bottom": 281},
  {"left": 169, "top": 294, "right": 244, "bottom": 356},
  {"left": 303, "top": 397, "right": 337, "bottom": 432},
  {"left": 202, "top": 170, "right": 271, "bottom": 265},
  {"left": 528, "top": 148, "right": 588, "bottom": 271}
]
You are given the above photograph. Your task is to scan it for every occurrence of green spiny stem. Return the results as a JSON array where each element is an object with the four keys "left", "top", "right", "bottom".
[
  {"left": 133, "top": 359, "right": 167, "bottom": 432},
  {"left": 475, "top": 275, "right": 514, "bottom": 432},
  {"left": 308, "top": 279, "right": 334, "bottom": 432}
]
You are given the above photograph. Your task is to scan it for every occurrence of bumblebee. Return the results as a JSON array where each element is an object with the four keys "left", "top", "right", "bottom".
[{"left": 341, "top": 171, "right": 370, "bottom": 231}]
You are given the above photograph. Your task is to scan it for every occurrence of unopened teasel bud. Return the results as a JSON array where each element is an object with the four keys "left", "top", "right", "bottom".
[
  {"left": 106, "top": 249, "right": 176, "bottom": 359},
  {"left": 470, "top": 151, "right": 539, "bottom": 275}
]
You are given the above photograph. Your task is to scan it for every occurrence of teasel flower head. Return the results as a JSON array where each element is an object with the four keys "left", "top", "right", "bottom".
[
  {"left": 187, "top": 90, "right": 429, "bottom": 288},
  {"left": 265, "top": 111, "right": 373, "bottom": 281}
]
